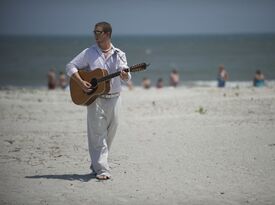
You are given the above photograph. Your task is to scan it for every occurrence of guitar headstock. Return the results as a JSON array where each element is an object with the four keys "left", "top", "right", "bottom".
[{"left": 129, "top": 63, "right": 150, "bottom": 72}]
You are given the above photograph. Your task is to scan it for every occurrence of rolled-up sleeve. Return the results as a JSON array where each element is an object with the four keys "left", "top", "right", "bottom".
[
  {"left": 118, "top": 52, "right": 131, "bottom": 82},
  {"left": 66, "top": 63, "right": 78, "bottom": 77},
  {"left": 66, "top": 48, "right": 89, "bottom": 77}
]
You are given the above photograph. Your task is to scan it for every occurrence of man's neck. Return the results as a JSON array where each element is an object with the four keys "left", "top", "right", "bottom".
[{"left": 98, "top": 41, "right": 111, "bottom": 51}]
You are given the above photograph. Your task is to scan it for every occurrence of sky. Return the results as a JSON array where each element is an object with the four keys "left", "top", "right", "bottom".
[{"left": 0, "top": 0, "right": 275, "bottom": 36}]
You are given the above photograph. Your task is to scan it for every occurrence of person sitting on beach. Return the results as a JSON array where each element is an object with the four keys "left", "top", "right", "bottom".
[
  {"left": 217, "top": 64, "right": 228, "bottom": 88},
  {"left": 169, "top": 69, "right": 180, "bottom": 87},
  {"left": 253, "top": 70, "right": 265, "bottom": 87},
  {"left": 47, "top": 68, "right": 57, "bottom": 90},
  {"left": 156, "top": 78, "right": 164, "bottom": 89},
  {"left": 126, "top": 80, "right": 134, "bottom": 90},
  {"left": 142, "top": 77, "right": 151, "bottom": 89},
  {"left": 58, "top": 71, "right": 68, "bottom": 90}
]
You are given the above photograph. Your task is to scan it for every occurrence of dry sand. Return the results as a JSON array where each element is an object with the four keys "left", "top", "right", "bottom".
[{"left": 0, "top": 86, "right": 275, "bottom": 205}]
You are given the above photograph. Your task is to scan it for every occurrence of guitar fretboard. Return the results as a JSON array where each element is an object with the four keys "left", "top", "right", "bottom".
[{"left": 97, "top": 68, "right": 130, "bottom": 83}]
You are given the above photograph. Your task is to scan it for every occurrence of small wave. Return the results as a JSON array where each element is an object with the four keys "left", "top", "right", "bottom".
[{"left": 182, "top": 80, "right": 275, "bottom": 88}]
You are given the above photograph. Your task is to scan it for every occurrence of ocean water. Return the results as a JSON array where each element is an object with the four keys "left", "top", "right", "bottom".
[{"left": 0, "top": 34, "right": 274, "bottom": 87}]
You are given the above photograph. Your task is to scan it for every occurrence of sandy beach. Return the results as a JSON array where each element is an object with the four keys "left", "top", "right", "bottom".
[{"left": 0, "top": 86, "right": 275, "bottom": 205}]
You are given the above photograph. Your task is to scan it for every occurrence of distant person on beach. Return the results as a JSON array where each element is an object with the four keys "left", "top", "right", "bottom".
[
  {"left": 156, "top": 78, "right": 164, "bottom": 89},
  {"left": 217, "top": 64, "right": 228, "bottom": 87},
  {"left": 66, "top": 22, "right": 131, "bottom": 180},
  {"left": 169, "top": 69, "right": 180, "bottom": 87},
  {"left": 142, "top": 77, "right": 151, "bottom": 89},
  {"left": 47, "top": 68, "right": 57, "bottom": 90},
  {"left": 126, "top": 80, "right": 134, "bottom": 90},
  {"left": 58, "top": 71, "right": 68, "bottom": 90},
  {"left": 253, "top": 70, "right": 265, "bottom": 87}
]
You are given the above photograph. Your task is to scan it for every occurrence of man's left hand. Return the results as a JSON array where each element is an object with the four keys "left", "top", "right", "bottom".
[{"left": 120, "top": 70, "right": 129, "bottom": 81}]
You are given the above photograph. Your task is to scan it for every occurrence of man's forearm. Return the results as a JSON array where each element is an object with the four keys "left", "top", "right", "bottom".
[{"left": 71, "top": 72, "right": 84, "bottom": 86}]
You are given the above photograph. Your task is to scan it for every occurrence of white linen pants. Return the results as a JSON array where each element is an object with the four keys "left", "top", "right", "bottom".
[{"left": 87, "top": 96, "right": 121, "bottom": 177}]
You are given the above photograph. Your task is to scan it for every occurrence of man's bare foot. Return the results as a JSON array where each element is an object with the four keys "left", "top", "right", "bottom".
[{"left": 96, "top": 175, "right": 110, "bottom": 180}]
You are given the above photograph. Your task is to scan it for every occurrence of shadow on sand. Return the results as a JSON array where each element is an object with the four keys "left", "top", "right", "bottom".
[{"left": 25, "top": 173, "right": 96, "bottom": 182}]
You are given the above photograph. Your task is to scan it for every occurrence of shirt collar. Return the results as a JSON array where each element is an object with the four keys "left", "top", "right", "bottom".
[{"left": 95, "top": 44, "right": 115, "bottom": 56}]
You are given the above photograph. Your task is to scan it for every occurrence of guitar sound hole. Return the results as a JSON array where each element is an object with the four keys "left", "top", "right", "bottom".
[{"left": 90, "top": 78, "right": 98, "bottom": 88}]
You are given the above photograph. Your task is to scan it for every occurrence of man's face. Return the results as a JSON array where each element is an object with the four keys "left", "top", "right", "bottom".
[{"left": 93, "top": 26, "right": 108, "bottom": 43}]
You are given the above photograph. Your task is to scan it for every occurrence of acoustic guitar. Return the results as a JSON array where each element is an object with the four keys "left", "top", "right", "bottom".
[{"left": 70, "top": 63, "right": 149, "bottom": 105}]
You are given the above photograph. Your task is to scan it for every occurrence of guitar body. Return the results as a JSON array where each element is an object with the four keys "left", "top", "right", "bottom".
[
  {"left": 69, "top": 63, "right": 149, "bottom": 106},
  {"left": 70, "top": 68, "right": 110, "bottom": 106}
]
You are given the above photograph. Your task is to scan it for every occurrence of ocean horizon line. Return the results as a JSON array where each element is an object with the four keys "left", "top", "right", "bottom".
[{"left": 1, "top": 32, "right": 275, "bottom": 38}]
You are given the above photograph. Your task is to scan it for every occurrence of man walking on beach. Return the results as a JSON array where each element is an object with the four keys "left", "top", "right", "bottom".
[{"left": 66, "top": 22, "right": 131, "bottom": 180}]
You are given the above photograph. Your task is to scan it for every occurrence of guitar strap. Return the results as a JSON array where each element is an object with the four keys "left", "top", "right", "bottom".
[{"left": 114, "top": 48, "right": 127, "bottom": 63}]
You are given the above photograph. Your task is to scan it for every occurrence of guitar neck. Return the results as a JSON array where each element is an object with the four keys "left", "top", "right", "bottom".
[{"left": 98, "top": 68, "right": 129, "bottom": 83}]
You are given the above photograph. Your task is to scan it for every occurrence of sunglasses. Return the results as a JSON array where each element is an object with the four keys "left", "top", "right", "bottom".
[{"left": 93, "top": 30, "right": 105, "bottom": 35}]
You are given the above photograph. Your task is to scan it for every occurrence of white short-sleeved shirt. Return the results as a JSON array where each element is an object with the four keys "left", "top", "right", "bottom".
[{"left": 66, "top": 44, "right": 131, "bottom": 94}]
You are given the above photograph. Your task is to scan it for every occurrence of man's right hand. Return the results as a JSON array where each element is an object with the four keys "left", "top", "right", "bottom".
[
  {"left": 80, "top": 80, "right": 93, "bottom": 93},
  {"left": 71, "top": 72, "right": 93, "bottom": 93}
]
